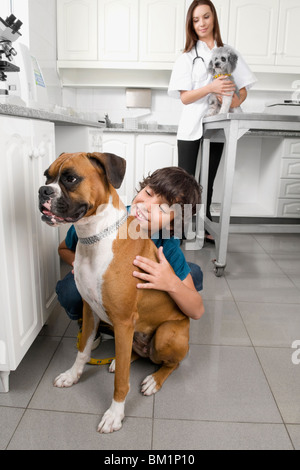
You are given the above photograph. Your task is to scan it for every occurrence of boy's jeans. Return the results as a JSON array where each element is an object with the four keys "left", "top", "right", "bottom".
[{"left": 56, "top": 263, "right": 203, "bottom": 321}]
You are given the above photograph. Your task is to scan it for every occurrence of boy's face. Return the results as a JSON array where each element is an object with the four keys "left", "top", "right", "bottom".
[{"left": 130, "top": 186, "right": 175, "bottom": 235}]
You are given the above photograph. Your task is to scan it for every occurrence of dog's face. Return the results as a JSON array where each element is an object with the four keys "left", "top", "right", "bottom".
[
  {"left": 38, "top": 152, "right": 126, "bottom": 226},
  {"left": 208, "top": 46, "right": 238, "bottom": 76}
]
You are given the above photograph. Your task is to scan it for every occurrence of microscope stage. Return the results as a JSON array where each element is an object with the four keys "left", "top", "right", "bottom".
[{"left": 0, "top": 60, "right": 20, "bottom": 72}]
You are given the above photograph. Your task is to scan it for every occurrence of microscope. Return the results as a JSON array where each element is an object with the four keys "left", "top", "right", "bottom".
[{"left": 0, "top": 14, "right": 22, "bottom": 96}]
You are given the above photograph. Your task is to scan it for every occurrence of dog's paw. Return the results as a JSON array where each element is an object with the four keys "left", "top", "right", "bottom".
[
  {"left": 97, "top": 400, "right": 125, "bottom": 434},
  {"left": 53, "top": 369, "right": 80, "bottom": 388},
  {"left": 141, "top": 374, "right": 158, "bottom": 396},
  {"left": 108, "top": 359, "right": 116, "bottom": 373}
]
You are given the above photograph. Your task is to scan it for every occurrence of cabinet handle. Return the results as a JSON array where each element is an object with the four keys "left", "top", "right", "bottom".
[
  {"left": 28, "top": 148, "right": 39, "bottom": 159},
  {"left": 28, "top": 146, "right": 46, "bottom": 159}
]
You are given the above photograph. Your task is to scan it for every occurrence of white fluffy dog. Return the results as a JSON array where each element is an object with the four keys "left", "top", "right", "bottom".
[{"left": 206, "top": 46, "right": 240, "bottom": 117}]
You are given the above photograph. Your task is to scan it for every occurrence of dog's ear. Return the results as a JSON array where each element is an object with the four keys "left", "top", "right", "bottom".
[
  {"left": 207, "top": 59, "right": 214, "bottom": 75},
  {"left": 228, "top": 51, "right": 238, "bottom": 72},
  {"left": 87, "top": 152, "right": 126, "bottom": 189}
]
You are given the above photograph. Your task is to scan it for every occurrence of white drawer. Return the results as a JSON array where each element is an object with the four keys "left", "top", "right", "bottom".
[
  {"left": 281, "top": 159, "right": 300, "bottom": 178},
  {"left": 279, "top": 179, "right": 300, "bottom": 198},
  {"left": 277, "top": 199, "right": 300, "bottom": 218},
  {"left": 282, "top": 139, "right": 300, "bottom": 159}
]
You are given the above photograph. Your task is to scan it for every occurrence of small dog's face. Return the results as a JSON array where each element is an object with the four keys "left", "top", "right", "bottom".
[{"left": 208, "top": 46, "right": 238, "bottom": 75}]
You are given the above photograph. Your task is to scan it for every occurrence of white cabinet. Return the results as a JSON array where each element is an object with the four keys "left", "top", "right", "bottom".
[
  {"left": 98, "top": 0, "right": 138, "bottom": 62},
  {"left": 102, "top": 131, "right": 177, "bottom": 205},
  {"left": 276, "top": 0, "right": 300, "bottom": 67},
  {"left": 228, "top": 0, "right": 280, "bottom": 66},
  {"left": 139, "top": 0, "right": 184, "bottom": 63},
  {"left": 57, "top": 0, "right": 185, "bottom": 68},
  {"left": 102, "top": 132, "right": 135, "bottom": 204},
  {"left": 228, "top": 0, "right": 300, "bottom": 70},
  {"left": 135, "top": 134, "right": 178, "bottom": 184},
  {"left": 0, "top": 116, "right": 60, "bottom": 392},
  {"left": 211, "top": 0, "right": 230, "bottom": 44},
  {"left": 277, "top": 138, "right": 300, "bottom": 218},
  {"left": 57, "top": 0, "right": 98, "bottom": 60}
]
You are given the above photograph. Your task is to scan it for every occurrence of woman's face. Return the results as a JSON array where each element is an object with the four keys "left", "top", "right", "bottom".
[{"left": 192, "top": 4, "right": 214, "bottom": 41}]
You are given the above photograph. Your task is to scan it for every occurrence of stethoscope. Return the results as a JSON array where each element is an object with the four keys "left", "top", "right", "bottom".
[
  {"left": 192, "top": 43, "right": 205, "bottom": 66},
  {"left": 192, "top": 43, "right": 208, "bottom": 79}
]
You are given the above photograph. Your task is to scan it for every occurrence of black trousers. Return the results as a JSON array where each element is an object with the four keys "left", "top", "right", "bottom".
[{"left": 177, "top": 139, "right": 224, "bottom": 221}]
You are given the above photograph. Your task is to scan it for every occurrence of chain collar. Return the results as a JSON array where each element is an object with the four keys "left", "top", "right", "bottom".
[{"left": 78, "top": 212, "right": 128, "bottom": 246}]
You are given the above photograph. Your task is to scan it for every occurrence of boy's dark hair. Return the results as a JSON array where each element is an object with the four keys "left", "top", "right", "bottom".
[{"left": 138, "top": 167, "right": 202, "bottom": 237}]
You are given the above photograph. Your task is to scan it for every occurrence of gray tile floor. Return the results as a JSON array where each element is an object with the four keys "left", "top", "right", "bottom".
[{"left": 1, "top": 233, "right": 300, "bottom": 450}]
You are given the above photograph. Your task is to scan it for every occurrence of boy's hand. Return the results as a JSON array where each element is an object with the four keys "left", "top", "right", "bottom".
[{"left": 133, "top": 247, "right": 178, "bottom": 292}]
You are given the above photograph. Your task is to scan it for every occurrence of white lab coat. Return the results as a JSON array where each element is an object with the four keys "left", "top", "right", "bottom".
[{"left": 168, "top": 40, "right": 257, "bottom": 141}]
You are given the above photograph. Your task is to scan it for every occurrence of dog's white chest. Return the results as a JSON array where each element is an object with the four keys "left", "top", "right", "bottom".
[{"left": 74, "top": 236, "right": 114, "bottom": 326}]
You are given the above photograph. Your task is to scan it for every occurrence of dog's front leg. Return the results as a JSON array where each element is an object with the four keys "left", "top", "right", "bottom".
[
  {"left": 219, "top": 92, "right": 234, "bottom": 114},
  {"left": 98, "top": 321, "right": 134, "bottom": 433},
  {"left": 54, "top": 301, "right": 98, "bottom": 388}
]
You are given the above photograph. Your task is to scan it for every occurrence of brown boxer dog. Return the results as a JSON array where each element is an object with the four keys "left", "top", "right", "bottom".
[{"left": 39, "top": 152, "right": 189, "bottom": 433}]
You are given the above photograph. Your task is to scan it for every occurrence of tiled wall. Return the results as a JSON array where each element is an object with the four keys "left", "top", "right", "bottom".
[{"left": 62, "top": 86, "right": 292, "bottom": 125}]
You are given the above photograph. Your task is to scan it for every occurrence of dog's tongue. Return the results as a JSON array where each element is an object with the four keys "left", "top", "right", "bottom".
[
  {"left": 43, "top": 208, "right": 65, "bottom": 223},
  {"left": 43, "top": 200, "right": 52, "bottom": 211}
]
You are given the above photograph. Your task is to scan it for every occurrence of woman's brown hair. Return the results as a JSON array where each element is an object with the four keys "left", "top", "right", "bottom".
[{"left": 184, "top": 0, "right": 223, "bottom": 52}]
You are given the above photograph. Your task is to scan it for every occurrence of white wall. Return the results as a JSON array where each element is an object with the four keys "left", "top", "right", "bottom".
[{"left": 62, "top": 86, "right": 293, "bottom": 125}]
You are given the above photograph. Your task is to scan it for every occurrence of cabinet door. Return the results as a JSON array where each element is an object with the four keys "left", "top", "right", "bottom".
[
  {"left": 211, "top": 0, "right": 230, "bottom": 44},
  {"left": 98, "top": 0, "right": 138, "bottom": 61},
  {"left": 276, "top": 0, "right": 300, "bottom": 66},
  {"left": 135, "top": 134, "right": 178, "bottom": 186},
  {"left": 0, "top": 117, "right": 42, "bottom": 369},
  {"left": 228, "top": 0, "right": 280, "bottom": 65},
  {"left": 57, "top": 0, "right": 98, "bottom": 60},
  {"left": 139, "top": 0, "right": 184, "bottom": 63},
  {"left": 30, "top": 121, "right": 60, "bottom": 324},
  {"left": 102, "top": 133, "right": 136, "bottom": 205}
]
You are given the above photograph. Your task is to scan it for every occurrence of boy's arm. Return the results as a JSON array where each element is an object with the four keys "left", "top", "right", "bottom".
[
  {"left": 133, "top": 247, "right": 204, "bottom": 320},
  {"left": 58, "top": 239, "right": 75, "bottom": 267}
]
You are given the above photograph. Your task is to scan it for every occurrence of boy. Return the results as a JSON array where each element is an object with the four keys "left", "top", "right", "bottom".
[{"left": 56, "top": 167, "right": 204, "bottom": 341}]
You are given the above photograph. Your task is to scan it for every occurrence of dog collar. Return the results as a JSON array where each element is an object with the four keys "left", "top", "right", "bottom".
[
  {"left": 78, "top": 212, "right": 128, "bottom": 245},
  {"left": 213, "top": 73, "right": 232, "bottom": 79}
]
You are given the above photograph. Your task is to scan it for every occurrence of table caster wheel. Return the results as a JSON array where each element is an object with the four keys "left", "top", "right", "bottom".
[{"left": 213, "top": 264, "right": 225, "bottom": 277}]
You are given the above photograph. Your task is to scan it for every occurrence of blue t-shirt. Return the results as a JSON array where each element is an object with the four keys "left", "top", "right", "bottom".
[{"left": 65, "top": 224, "right": 190, "bottom": 282}]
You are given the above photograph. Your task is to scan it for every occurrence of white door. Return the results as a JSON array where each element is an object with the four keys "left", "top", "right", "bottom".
[
  {"left": 135, "top": 134, "right": 178, "bottom": 185},
  {"left": 102, "top": 133, "right": 136, "bottom": 205},
  {"left": 98, "top": 0, "right": 138, "bottom": 61},
  {"left": 276, "top": 0, "right": 300, "bottom": 67},
  {"left": 30, "top": 120, "right": 60, "bottom": 324},
  {"left": 211, "top": 0, "right": 230, "bottom": 44},
  {"left": 0, "top": 116, "right": 42, "bottom": 369},
  {"left": 57, "top": 0, "right": 98, "bottom": 60},
  {"left": 139, "top": 0, "right": 185, "bottom": 63},
  {"left": 228, "top": 0, "right": 280, "bottom": 65}
]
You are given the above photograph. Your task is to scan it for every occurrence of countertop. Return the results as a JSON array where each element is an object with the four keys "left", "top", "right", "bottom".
[
  {"left": 203, "top": 112, "right": 300, "bottom": 123},
  {"left": 1, "top": 104, "right": 299, "bottom": 136},
  {"left": 0, "top": 103, "right": 177, "bottom": 134},
  {"left": 0, "top": 103, "right": 104, "bottom": 127},
  {"left": 203, "top": 112, "right": 300, "bottom": 138}
]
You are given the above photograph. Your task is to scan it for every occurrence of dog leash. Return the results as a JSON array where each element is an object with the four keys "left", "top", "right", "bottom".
[{"left": 76, "top": 328, "right": 115, "bottom": 366}]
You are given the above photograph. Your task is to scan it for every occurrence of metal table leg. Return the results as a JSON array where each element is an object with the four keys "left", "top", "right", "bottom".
[{"left": 202, "top": 121, "right": 239, "bottom": 276}]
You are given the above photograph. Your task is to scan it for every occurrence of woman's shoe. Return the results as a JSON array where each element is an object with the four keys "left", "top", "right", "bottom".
[{"left": 205, "top": 235, "right": 215, "bottom": 245}]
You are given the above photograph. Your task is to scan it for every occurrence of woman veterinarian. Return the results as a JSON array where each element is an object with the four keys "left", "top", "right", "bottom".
[{"left": 168, "top": 0, "right": 256, "bottom": 243}]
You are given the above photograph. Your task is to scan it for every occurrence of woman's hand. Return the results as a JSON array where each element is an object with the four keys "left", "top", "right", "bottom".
[
  {"left": 132, "top": 247, "right": 177, "bottom": 292},
  {"left": 210, "top": 76, "right": 236, "bottom": 96}
]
